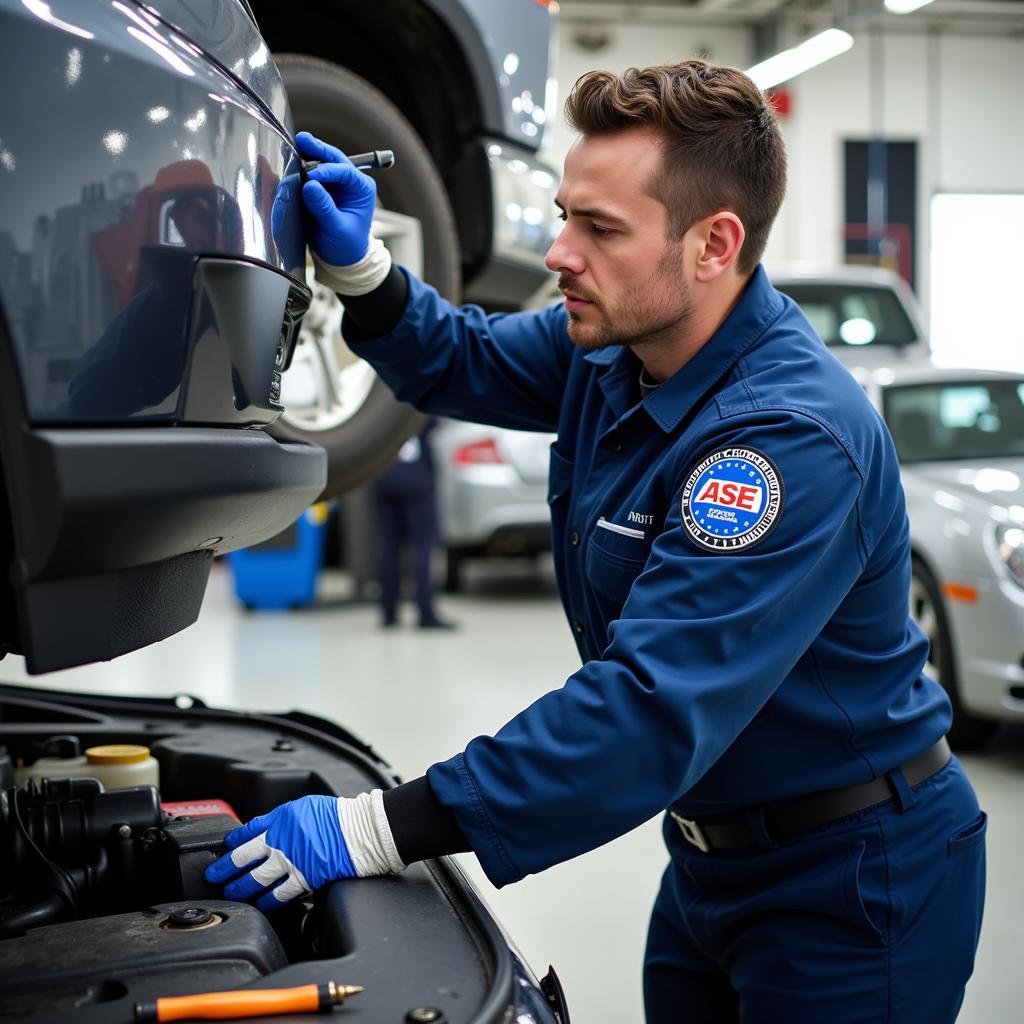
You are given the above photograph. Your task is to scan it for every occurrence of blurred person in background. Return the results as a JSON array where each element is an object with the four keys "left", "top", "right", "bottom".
[{"left": 371, "top": 417, "right": 455, "bottom": 629}]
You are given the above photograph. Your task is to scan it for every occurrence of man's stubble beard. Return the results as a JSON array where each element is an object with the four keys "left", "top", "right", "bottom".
[{"left": 564, "top": 245, "right": 694, "bottom": 352}]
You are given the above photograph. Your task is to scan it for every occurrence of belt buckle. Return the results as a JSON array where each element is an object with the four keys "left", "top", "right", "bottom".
[{"left": 671, "top": 811, "right": 710, "bottom": 853}]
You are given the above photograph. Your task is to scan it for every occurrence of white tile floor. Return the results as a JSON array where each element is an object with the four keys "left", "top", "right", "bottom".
[{"left": 2, "top": 559, "right": 1020, "bottom": 1022}]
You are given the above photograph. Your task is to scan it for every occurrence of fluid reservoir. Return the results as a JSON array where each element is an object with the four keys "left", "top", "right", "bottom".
[
  {"left": 82, "top": 745, "right": 160, "bottom": 789},
  {"left": 17, "top": 740, "right": 159, "bottom": 790},
  {"left": 16, "top": 735, "right": 91, "bottom": 786}
]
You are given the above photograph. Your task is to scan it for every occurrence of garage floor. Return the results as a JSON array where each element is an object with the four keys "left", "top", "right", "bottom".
[{"left": 3, "top": 559, "right": 1020, "bottom": 1023}]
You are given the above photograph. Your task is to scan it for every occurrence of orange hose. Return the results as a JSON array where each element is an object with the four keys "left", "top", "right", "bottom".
[{"left": 155, "top": 984, "right": 320, "bottom": 1021}]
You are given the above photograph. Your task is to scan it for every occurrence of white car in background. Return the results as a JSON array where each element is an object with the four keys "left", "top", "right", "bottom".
[
  {"left": 860, "top": 364, "right": 1024, "bottom": 748},
  {"left": 770, "top": 263, "right": 929, "bottom": 365}
]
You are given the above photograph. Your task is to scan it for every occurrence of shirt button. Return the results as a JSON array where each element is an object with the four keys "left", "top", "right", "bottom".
[
  {"left": 611, "top": 440, "right": 623, "bottom": 453},
  {"left": 573, "top": 619, "right": 584, "bottom": 634},
  {"left": 570, "top": 531, "right": 580, "bottom": 546}
]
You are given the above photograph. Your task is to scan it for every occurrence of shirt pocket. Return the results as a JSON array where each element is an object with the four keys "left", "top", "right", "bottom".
[
  {"left": 585, "top": 517, "right": 653, "bottom": 606},
  {"left": 548, "top": 445, "right": 574, "bottom": 505}
]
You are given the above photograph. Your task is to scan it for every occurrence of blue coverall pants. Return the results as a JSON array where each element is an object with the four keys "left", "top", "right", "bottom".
[{"left": 644, "top": 757, "right": 986, "bottom": 1023}]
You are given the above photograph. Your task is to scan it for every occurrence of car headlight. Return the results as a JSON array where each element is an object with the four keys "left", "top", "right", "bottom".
[{"left": 994, "top": 524, "right": 1024, "bottom": 587}]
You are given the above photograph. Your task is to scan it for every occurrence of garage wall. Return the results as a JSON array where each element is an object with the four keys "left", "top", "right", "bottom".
[
  {"left": 783, "top": 29, "right": 1024, "bottom": 317},
  {"left": 550, "top": 18, "right": 1024, "bottom": 315},
  {"left": 549, "top": 21, "right": 750, "bottom": 167}
]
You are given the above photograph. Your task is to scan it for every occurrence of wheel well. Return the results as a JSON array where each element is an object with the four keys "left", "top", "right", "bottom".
[
  {"left": 910, "top": 548, "right": 935, "bottom": 580},
  {"left": 910, "top": 548, "right": 941, "bottom": 597},
  {"left": 253, "top": 0, "right": 493, "bottom": 278},
  {"left": 909, "top": 548, "right": 959, "bottom": 662}
]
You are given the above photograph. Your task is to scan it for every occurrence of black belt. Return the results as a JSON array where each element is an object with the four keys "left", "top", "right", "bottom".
[{"left": 671, "top": 737, "right": 951, "bottom": 853}]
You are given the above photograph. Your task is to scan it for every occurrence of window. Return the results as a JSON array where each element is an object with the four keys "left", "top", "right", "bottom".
[
  {"left": 884, "top": 379, "right": 1024, "bottom": 462},
  {"left": 776, "top": 283, "right": 918, "bottom": 348},
  {"left": 930, "top": 194, "right": 1024, "bottom": 372}
]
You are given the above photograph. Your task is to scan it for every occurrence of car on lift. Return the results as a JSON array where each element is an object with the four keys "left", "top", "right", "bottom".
[
  {"left": 0, "top": 1, "right": 567, "bottom": 1020},
  {"left": 247, "top": 0, "right": 562, "bottom": 497},
  {"left": 859, "top": 364, "right": 1024, "bottom": 749}
]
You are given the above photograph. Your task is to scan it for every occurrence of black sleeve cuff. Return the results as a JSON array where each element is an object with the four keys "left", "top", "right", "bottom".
[
  {"left": 339, "top": 264, "right": 409, "bottom": 341},
  {"left": 383, "top": 775, "right": 471, "bottom": 865}
]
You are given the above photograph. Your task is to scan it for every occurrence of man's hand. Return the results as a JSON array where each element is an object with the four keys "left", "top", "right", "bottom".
[
  {"left": 296, "top": 131, "right": 377, "bottom": 267},
  {"left": 204, "top": 791, "right": 404, "bottom": 912}
]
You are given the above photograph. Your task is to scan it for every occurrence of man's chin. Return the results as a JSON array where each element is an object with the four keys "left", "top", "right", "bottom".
[{"left": 565, "top": 314, "right": 618, "bottom": 351}]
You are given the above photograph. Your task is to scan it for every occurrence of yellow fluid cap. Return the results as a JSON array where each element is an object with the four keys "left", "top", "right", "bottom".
[{"left": 85, "top": 744, "right": 151, "bottom": 765}]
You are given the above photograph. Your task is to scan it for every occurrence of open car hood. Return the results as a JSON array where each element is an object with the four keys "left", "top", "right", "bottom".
[{"left": 0, "top": 683, "right": 568, "bottom": 1024}]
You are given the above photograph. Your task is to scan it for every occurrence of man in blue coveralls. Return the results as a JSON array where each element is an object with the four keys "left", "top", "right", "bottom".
[{"left": 208, "top": 61, "right": 986, "bottom": 1021}]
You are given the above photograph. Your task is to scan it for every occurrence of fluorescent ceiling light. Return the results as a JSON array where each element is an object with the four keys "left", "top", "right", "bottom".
[
  {"left": 883, "top": 0, "right": 935, "bottom": 13},
  {"left": 746, "top": 28, "right": 854, "bottom": 90}
]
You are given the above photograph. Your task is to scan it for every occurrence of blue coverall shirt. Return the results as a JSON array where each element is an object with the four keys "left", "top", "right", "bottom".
[{"left": 349, "top": 265, "right": 951, "bottom": 888}]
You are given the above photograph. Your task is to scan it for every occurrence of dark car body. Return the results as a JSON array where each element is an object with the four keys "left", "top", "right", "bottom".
[
  {"left": 0, "top": 3, "right": 566, "bottom": 1020},
  {"left": 0, "top": 0, "right": 325, "bottom": 673}
]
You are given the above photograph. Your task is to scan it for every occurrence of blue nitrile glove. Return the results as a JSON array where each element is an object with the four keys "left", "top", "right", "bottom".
[
  {"left": 296, "top": 131, "right": 377, "bottom": 267},
  {"left": 204, "top": 792, "right": 404, "bottom": 913}
]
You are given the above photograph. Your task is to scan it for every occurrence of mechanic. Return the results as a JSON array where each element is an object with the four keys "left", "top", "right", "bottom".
[{"left": 207, "top": 60, "right": 986, "bottom": 1022}]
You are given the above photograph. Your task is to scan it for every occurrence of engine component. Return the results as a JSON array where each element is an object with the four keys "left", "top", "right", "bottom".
[
  {"left": 0, "top": 900, "right": 288, "bottom": 1021},
  {"left": 17, "top": 737, "right": 161, "bottom": 789},
  {"left": 0, "top": 777, "right": 162, "bottom": 935},
  {"left": 159, "top": 814, "right": 241, "bottom": 903}
]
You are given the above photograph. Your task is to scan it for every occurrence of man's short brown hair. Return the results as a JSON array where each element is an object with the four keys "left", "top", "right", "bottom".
[{"left": 564, "top": 60, "right": 787, "bottom": 274}]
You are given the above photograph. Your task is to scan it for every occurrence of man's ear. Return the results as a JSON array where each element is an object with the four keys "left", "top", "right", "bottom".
[{"left": 692, "top": 211, "right": 745, "bottom": 283}]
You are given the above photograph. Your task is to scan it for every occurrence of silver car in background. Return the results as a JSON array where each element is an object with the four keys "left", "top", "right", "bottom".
[
  {"left": 431, "top": 420, "right": 555, "bottom": 591},
  {"left": 860, "top": 365, "right": 1024, "bottom": 748}
]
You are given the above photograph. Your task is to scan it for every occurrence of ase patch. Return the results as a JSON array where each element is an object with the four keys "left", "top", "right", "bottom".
[{"left": 680, "top": 447, "right": 784, "bottom": 553}]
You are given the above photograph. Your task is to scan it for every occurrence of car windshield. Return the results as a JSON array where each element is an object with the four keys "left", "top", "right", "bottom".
[
  {"left": 776, "top": 282, "right": 919, "bottom": 348},
  {"left": 884, "top": 380, "right": 1024, "bottom": 462}
]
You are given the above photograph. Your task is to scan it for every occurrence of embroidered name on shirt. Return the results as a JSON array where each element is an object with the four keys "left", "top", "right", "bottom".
[{"left": 627, "top": 511, "right": 655, "bottom": 525}]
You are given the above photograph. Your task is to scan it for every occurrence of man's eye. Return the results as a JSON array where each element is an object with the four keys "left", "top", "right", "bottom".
[
  {"left": 557, "top": 211, "right": 567, "bottom": 222},
  {"left": 591, "top": 225, "right": 612, "bottom": 237}
]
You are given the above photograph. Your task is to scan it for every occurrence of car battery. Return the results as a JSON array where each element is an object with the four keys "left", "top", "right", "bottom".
[{"left": 227, "top": 504, "right": 329, "bottom": 610}]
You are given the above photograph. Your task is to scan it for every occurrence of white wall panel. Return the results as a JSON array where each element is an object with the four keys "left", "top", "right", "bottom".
[{"left": 550, "top": 22, "right": 751, "bottom": 169}]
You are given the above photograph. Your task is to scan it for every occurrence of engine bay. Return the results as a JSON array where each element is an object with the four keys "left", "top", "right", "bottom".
[{"left": 0, "top": 684, "right": 563, "bottom": 1024}]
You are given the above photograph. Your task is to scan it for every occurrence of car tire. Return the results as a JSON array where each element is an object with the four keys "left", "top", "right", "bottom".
[
  {"left": 910, "top": 557, "right": 996, "bottom": 750},
  {"left": 270, "top": 55, "right": 461, "bottom": 499}
]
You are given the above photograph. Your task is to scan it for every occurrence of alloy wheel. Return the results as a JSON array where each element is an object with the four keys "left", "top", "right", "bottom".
[{"left": 279, "top": 208, "right": 423, "bottom": 433}]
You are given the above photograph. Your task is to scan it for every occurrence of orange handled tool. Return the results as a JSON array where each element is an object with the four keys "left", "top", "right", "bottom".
[{"left": 133, "top": 982, "right": 364, "bottom": 1022}]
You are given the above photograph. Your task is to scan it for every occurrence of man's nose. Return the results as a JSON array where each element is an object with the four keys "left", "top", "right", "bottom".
[{"left": 544, "top": 229, "right": 585, "bottom": 276}]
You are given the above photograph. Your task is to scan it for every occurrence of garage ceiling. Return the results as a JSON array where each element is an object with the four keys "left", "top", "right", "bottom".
[{"left": 557, "top": 0, "right": 1024, "bottom": 42}]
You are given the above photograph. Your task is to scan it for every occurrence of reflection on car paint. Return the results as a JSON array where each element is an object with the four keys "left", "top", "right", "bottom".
[{"left": 0, "top": 0, "right": 302, "bottom": 424}]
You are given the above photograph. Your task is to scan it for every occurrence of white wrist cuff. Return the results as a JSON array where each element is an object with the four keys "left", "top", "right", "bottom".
[
  {"left": 336, "top": 790, "right": 406, "bottom": 877},
  {"left": 312, "top": 236, "right": 393, "bottom": 296}
]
